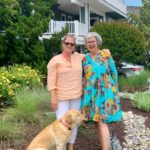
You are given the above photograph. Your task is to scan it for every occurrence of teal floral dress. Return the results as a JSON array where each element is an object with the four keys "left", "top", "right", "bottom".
[{"left": 81, "top": 49, "right": 122, "bottom": 123}]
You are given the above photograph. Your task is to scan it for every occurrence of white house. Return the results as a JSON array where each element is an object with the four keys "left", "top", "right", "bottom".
[{"left": 40, "top": 0, "right": 127, "bottom": 45}]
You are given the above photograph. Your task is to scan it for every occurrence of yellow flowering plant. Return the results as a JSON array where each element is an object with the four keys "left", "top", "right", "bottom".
[{"left": 0, "top": 64, "right": 44, "bottom": 107}]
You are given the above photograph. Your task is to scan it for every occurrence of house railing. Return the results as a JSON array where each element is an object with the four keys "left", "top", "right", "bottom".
[{"left": 48, "top": 20, "right": 88, "bottom": 37}]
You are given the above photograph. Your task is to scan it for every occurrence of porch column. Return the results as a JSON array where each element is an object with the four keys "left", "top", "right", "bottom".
[
  {"left": 103, "top": 14, "right": 106, "bottom": 22},
  {"left": 79, "top": 3, "right": 90, "bottom": 33}
]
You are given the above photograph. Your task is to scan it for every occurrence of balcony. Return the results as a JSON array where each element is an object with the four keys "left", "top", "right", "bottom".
[
  {"left": 48, "top": 20, "right": 87, "bottom": 36},
  {"left": 46, "top": 20, "right": 88, "bottom": 45}
]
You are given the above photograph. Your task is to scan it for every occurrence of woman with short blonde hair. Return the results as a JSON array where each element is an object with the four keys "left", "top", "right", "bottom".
[{"left": 47, "top": 34, "right": 84, "bottom": 150}]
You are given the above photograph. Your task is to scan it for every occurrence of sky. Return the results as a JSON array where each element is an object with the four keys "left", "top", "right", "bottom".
[{"left": 125, "top": 0, "right": 142, "bottom": 6}]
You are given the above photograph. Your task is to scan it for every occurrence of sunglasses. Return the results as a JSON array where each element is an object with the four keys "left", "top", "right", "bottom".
[{"left": 64, "top": 42, "right": 75, "bottom": 47}]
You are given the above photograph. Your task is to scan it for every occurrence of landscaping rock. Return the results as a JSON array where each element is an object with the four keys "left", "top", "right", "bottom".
[{"left": 122, "top": 111, "right": 150, "bottom": 150}]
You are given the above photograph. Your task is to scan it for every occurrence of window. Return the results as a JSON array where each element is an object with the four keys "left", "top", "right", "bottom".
[
  {"left": 61, "top": 14, "right": 66, "bottom": 21},
  {"left": 90, "top": 17, "right": 99, "bottom": 26},
  {"left": 68, "top": 16, "right": 72, "bottom": 21}
]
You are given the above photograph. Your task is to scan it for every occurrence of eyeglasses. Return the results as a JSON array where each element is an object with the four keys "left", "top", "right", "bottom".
[
  {"left": 87, "top": 41, "right": 96, "bottom": 44},
  {"left": 64, "top": 42, "right": 75, "bottom": 47}
]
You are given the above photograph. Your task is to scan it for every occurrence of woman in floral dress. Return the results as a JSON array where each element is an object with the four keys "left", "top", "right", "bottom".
[{"left": 81, "top": 32, "right": 122, "bottom": 150}]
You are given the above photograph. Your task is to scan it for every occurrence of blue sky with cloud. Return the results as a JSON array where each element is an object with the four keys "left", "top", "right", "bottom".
[{"left": 125, "top": 0, "right": 142, "bottom": 6}]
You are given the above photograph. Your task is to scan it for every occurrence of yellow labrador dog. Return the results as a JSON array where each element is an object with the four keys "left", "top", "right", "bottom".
[{"left": 26, "top": 109, "right": 85, "bottom": 150}]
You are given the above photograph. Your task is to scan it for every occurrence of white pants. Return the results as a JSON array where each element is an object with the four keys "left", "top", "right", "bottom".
[{"left": 56, "top": 98, "right": 81, "bottom": 144}]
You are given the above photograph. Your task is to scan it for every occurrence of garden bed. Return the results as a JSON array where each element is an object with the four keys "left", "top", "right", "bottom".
[
  {"left": 0, "top": 98, "right": 149, "bottom": 150},
  {"left": 74, "top": 99, "right": 150, "bottom": 150}
]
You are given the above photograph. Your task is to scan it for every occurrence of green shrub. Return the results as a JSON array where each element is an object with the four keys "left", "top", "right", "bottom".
[
  {"left": 133, "top": 91, "right": 150, "bottom": 112},
  {"left": 0, "top": 64, "right": 44, "bottom": 107},
  {"left": 14, "top": 88, "right": 41, "bottom": 123},
  {"left": 119, "top": 70, "right": 150, "bottom": 92},
  {"left": 0, "top": 109, "right": 20, "bottom": 139},
  {"left": 13, "top": 86, "right": 50, "bottom": 123},
  {"left": 0, "top": 86, "right": 51, "bottom": 140},
  {"left": 0, "top": 120, "right": 19, "bottom": 139},
  {"left": 0, "top": 67, "right": 18, "bottom": 106}
]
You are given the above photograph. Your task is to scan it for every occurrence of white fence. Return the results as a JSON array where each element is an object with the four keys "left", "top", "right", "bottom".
[{"left": 48, "top": 20, "right": 88, "bottom": 37}]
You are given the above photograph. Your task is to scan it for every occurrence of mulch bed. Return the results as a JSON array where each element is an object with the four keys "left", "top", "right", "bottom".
[
  {"left": 74, "top": 99, "right": 150, "bottom": 150},
  {"left": 0, "top": 99, "right": 149, "bottom": 150}
]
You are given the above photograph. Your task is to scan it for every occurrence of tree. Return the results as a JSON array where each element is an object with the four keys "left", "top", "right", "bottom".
[
  {"left": 140, "top": 0, "right": 150, "bottom": 67},
  {"left": 127, "top": 13, "right": 140, "bottom": 27},
  {"left": 127, "top": 0, "right": 150, "bottom": 68},
  {"left": 0, "top": 0, "right": 19, "bottom": 31},
  {"left": 0, "top": 0, "right": 56, "bottom": 73},
  {"left": 0, "top": 0, "right": 19, "bottom": 61},
  {"left": 91, "top": 21, "right": 145, "bottom": 65}
]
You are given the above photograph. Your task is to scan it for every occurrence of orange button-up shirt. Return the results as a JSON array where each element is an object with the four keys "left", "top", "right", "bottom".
[{"left": 47, "top": 52, "right": 84, "bottom": 101}]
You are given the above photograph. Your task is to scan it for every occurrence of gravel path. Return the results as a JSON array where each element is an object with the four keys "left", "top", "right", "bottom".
[{"left": 122, "top": 111, "right": 150, "bottom": 150}]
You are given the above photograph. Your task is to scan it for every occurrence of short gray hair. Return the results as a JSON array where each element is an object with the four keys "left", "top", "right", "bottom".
[{"left": 85, "top": 32, "right": 102, "bottom": 46}]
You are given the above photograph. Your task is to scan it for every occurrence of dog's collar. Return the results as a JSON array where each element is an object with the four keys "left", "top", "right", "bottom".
[{"left": 60, "top": 119, "right": 71, "bottom": 130}]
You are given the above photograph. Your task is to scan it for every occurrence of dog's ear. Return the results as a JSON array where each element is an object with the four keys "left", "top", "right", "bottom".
[{"left": 65, "top": 113, "right": 72, "bottom": 124}]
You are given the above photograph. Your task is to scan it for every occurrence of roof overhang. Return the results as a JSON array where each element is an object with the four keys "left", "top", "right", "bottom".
[{"left": 57, "top": 0, "right": 127, "bottom": 18}]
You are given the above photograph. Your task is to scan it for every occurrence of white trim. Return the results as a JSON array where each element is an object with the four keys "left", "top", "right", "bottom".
[
  {"left": 97, "top": 0, "right": 127, "bottom": 18},
  {"left": 103, "top": 14, "right": 106, "bottom": 22},
  {"left": 79, "top": 7, "right": 81, "bottom": 22},
  {"left": 90, "top": 5, "right": 105, "bottom": 17},
  {"left": 85, "top": 3, "right": 90, "bottom": 31},
  {"left": 71, "top": 0, "right": 84, "bottom": 7},
  {"left": 90, "top": 5, "right": 106, "bottom": 22}
]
